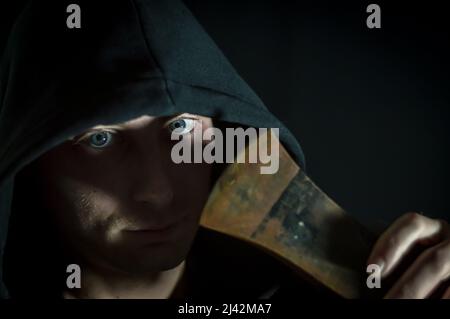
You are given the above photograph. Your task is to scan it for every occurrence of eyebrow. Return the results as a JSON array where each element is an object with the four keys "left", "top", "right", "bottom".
[{"left": 89, "top": 124, "right": 127, "bottom": 131}]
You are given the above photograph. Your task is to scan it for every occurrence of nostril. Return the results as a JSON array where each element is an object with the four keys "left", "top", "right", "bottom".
[{"left": 133, "top": 187, "right": 174, "bottom": 209}]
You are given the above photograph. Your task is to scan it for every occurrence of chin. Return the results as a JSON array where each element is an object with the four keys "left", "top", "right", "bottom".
[{"left": 108, "top": 240, "right": 193, "bottom": 274}]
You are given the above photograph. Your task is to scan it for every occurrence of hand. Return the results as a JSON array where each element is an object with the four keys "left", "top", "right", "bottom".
[{"left": 367, "top": 212, "right": 450, "bottom": 298}]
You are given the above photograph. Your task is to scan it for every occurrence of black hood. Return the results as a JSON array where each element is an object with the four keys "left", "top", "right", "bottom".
[{"left": 0, "top": 0, "right": 305, "bottom": 298}]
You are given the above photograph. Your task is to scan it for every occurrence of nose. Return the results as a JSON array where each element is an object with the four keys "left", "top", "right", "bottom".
[{"left": 130, "top": 136, "right": 174, "bottom": 211}]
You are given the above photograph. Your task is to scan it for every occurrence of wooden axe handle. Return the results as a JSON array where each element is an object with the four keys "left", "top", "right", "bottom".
[{"left": 200, "top": 130, "right": 381, "bottom": 298}]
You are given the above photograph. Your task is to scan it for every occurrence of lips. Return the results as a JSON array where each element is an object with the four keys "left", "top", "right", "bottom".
[
  {"left": 126, "top": 215, "right": 186, "bottom": 232},
  {"left": 123, "top": 215, "right": 188, "bottom": 243}
]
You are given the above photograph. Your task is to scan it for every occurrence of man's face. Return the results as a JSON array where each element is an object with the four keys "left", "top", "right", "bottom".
[{"left": 34, "top": 114, "right": 214, "bottom": 274}]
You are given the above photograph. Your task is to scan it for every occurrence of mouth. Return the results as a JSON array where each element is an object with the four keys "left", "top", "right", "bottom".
[{"left": 123, "top": 216, "right": 187, "bottom": 243}]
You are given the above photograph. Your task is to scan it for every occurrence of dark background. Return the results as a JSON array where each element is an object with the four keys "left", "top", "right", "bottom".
[{"left": 1, "top": 0, "right": 449, "bottom": 227}]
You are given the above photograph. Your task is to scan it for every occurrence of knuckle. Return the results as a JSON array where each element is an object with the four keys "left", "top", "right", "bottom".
[{"left": 403, "top": 212, "right": 424, "bottom": 229}]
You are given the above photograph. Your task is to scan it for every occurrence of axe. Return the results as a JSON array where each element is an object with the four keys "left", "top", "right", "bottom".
[{"left": 200, "top": 130, "right": 384, "bottom": 298}]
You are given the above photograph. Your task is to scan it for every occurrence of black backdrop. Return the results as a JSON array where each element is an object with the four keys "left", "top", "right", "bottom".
[{"left": 1, "top": 0, "right": 449, "bottom": 227}]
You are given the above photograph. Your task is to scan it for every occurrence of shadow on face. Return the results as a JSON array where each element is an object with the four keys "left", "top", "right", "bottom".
[{"left": 28, "top": 114, "right": 217, "bottom": 275}]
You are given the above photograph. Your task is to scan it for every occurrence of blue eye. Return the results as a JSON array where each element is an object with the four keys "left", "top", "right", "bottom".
[
  {"left": 87, "top": 131, "right": 113, "bottom": 148},
  {"left": 167, "top": 118, "right": 196, "bottom": 135}
]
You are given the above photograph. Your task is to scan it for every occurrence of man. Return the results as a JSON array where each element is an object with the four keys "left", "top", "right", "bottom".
[{"left": 0, "top": 0, "right": 448, "bottom": 299}]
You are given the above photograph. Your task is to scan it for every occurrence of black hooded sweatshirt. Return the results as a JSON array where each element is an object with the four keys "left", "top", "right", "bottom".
[{"left": 0, "top": 0, "right": 316, "bottom": 299}]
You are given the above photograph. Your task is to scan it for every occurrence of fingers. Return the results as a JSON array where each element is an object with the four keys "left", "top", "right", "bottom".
[
  {"left": 384, "top": 239, "right": 450, "bottom": 298},
  {"left": 367, "top": 212, "right": 449, "bottom": 277}
]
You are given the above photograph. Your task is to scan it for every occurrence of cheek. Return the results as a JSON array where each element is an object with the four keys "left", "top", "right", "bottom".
[
  {"left": 45, "top": 177, "right": 122, "bottom": 236},
  {"left": 171, "top": 163, "right": 213, "bottom": 216}
]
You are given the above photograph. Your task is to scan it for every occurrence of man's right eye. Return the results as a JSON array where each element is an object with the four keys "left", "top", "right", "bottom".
[{"left": 73, "top": 130, "right": 117, "bottom": 149}]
